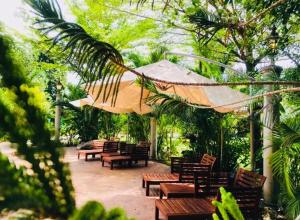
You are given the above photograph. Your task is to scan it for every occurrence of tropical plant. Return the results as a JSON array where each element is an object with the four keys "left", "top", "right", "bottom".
[
  {"left": 212, "top": 187, "right": 245, "bottom": 220},
  {"left": 0, "top": 26, "right": 133, "bottom": 220},
  {"left": 0, "top": 32, "right": 75, "bottom": 218},
  {"left": 272, "top": 116, "right": 300, "bottom": 219},
  {"left": 25, "top": 0, "right": 125, "bottom": 105},
  {"left": 70, "top": 201, "right": 133, "bottom": 220}
]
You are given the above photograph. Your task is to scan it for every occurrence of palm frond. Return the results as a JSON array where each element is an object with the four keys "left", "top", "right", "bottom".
[
  {"left": 189, "top": 8, "right": 225, "bottom": 30},
  {"left": 25, "top": 0, "right": 125, "bottom": 105},
  {"left": 272, "top": 118, "right": 300, "bottom": 219}
]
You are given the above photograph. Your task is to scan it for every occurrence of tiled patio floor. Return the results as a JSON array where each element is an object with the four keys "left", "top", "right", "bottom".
[{"left": 65, "top": 147, "right": 170, "bottom": 220}]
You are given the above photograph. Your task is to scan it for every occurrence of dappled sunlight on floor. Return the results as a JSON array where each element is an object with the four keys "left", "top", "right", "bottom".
[{"left": 65, "top": 147, "right": 170, "bottom": 220}]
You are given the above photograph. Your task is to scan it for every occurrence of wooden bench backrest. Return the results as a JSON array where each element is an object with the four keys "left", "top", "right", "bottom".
[
  {"left": 119, "top": 142, "right": 127, "bottom": 155},
  {"left": 103, "top": 141, "right": 119, "bottom": 153},
  {"left": 137, "top": 141, "right": 151, "bottom": 148},
  {"left": 193, "top": 165, "right": 211, "bottom": 195},
  {"left": 234, "top": 168, "right": 266, "bottom": 188},
  {"left": 179, "top": 163, "right": 211, "bottom": 183},
  {"left": 206, "top": 172, "right": 230, "bottom": 195},
  {"left": 124, "top": 144, "right": 136, "bottom": 155},
  {"left": 130, "top": 146, "right": 149, "bottom": 160},
  {"left": 200, "top": 154, "right": 216, "bottom": 168}
]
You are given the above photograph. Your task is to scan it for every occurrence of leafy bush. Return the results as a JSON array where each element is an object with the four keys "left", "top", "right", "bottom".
[{"left": 70, "top": 201, "right": 133, "bottom": 220}]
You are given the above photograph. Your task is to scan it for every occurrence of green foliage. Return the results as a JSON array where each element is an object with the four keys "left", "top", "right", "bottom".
[
  {"left": 70, "top": 201, "right": 106, "bottom": 220},
  {"left": 212, "top": 187, "right": 245, "bottom": 220},
  {"left": 128, "top": 113, "right": 150, "bottom": 142},
  {"left": 70, "top": 201, "right": 133, "bottom": 220},
  {"left": 26, "top": 0, "right": 124, "bottom": 104},
  {"left": 272, "top": 116, "right": 300, "bottom": 219},
  {"left": 0, "top": 153, "right": 50, "bottom": 213},
  {"left": 68, "top": 0, "right": 158, "bottom": 50},
  {"left": 0, "top": 33, "right": 75, "bottom": 217}
]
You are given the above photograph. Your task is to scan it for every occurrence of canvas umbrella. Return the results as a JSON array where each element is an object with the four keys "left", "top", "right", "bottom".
[
  {"left": 70, "top": 95, "right": 151, "bottom": 115},
  {"left": 72, "top": 60, "right": 250, "bottom": 159},
  {"left": 83, "top": 60, "right": 248, "bottom": 113}
]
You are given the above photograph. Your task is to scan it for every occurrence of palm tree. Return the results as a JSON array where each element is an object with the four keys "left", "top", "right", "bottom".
[{"left": 25, "top": 0, "right": 125, "bottom": 105}]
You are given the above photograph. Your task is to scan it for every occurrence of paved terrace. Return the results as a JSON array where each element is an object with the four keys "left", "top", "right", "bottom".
[
  {"left": 0, "top": 143, "right": 170, "bottom": 220},
  {"left": 66, "top": 147, "right": 170, "bottom": 220}
]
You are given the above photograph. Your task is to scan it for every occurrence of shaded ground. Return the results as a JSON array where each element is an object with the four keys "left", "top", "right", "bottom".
[
  {"left": 66, "top": 147, "right": 169, "bottom": 220},
  {"left": 0, "top": 143, "right": 169, "bottom": 219}
]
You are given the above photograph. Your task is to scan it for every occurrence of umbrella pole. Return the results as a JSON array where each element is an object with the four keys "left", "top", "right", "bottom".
[{"left": 220, "top": 117, "right": 224, "bottom": 171}]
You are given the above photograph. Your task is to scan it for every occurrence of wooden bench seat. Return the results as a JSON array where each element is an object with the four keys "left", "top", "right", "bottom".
[
  {"left": 155, "top": 198, "right": 215, "bottom": 220},
  {"left": 77, "top": 149, "right": 103, "bottom": 161},
  {"left": 160, "top": 183, "right": 195, "bottom": 198},
  {"left": 100, "top": 152, "right": 120, "bottom": 158},
  {"left": 160, "top": 172, "right": 230, "bottom": 199},
  {"left": 142, "top": 173, "right": 180, "bottom": 196},
  {"left": 102, "top": 155, "right": 131, "bottom": 169}
]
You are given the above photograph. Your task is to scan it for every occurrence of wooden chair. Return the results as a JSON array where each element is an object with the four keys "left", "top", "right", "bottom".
[
  {"left": 102, "top": 145, "right": 149, "bottom": 170},
  {"left": 160, "top": 163, "right": 211, "bottom": 198},
  {"left": 100, "top": 141, "right": 119, "bottom": 160},
  {"left": 129, "top": 146, "right": 149, "bottom": 167},
  {"left": 155, "top": 169, "right": 266, "bottom": 220},
  {"left": 143, "top": 154, "right": 216, "bottom": 196},
  {"left": 155, "top": 186, "right": 263, "bottom": 220},
  {"left": 207, "top": 172, "right": 230, "bottom": 196},
  {"left": 216, "top": 186, "right": 263, "bottom": 219}
]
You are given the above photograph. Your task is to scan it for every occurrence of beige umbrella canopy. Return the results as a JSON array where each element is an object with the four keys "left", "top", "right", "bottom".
[
  {"left": 130, "top": 60, "right": 249, "bottom": 113},
  {"left": 70, "top": 95, "right": 152, "bottom": 115},
  {"left": 75, "top": 60, "right": 249, "bottom": 114}
]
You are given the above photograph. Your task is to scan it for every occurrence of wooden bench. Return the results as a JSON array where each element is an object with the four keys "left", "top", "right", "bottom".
[
  {"left": 155, "top": 169, "right": 266, "bottom": 220},
  {"left": 155, "top": 186, "right": 262, "bottom": 220},
  {"left": 77, "top": 149, "right": 103, "bottom": 161},
  {"left": 155, "top": 198, "right": 215, "bottom": 220},
  {"left": 159, "top": 163, "right": 211, "bottom": 198},
  {"left": 143, "top": 173, "right": 180, "bottom": 196},
  {"left": 142, "top": 154, "right": 216, "bottom": 196},
  {"left": 102, "top": 155, "right": 131, "bottom": 169},
  {"left": 100, "top": 141, "right": 119, "bottom": 160}
]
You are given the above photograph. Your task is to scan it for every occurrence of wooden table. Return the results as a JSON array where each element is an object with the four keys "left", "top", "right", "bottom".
[
  {"left": 155, "top": 198, "right": 215, "bottom": 220},
  {"left": 142, "top": 173, "right": 179, "bottom": 196}
]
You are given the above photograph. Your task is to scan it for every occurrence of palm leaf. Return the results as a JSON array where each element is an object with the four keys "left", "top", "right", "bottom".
[
  {"left": 189, "top": 8, "right": 225, "bottom": 30},
  {"left": 272, "top": 118, "right": 300, "bottom": 219},
  {"left": 25, "top": 0, "right": 125, "bottom": 104}
]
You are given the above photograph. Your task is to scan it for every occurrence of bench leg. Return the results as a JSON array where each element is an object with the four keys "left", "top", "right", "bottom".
[
  {"left": 92, "top": 154, "right": 95, "bottom": 159},
  {"left": 146, "top": 182, "right": 150, "bottom": 196},
  {"left": 155, "top": 206, "right": 159, "bottom": 220},
  {"left": 102, "top": 160, "right": 105, "bottom": 167},
  {"left": 142, "top": 179, "right": 145, "bottom": 188},
  {"left": 110, "top": 162, "right": 113, "bottom": 170},
  {"left": 145, "top": 159, "right": 148, "bottom": 167},
  {"left": 85, "top": 154, "right": 88, "bottom": 161},
  {"left": 78, "top": 153, "right": 80, "bottom": 159}
]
